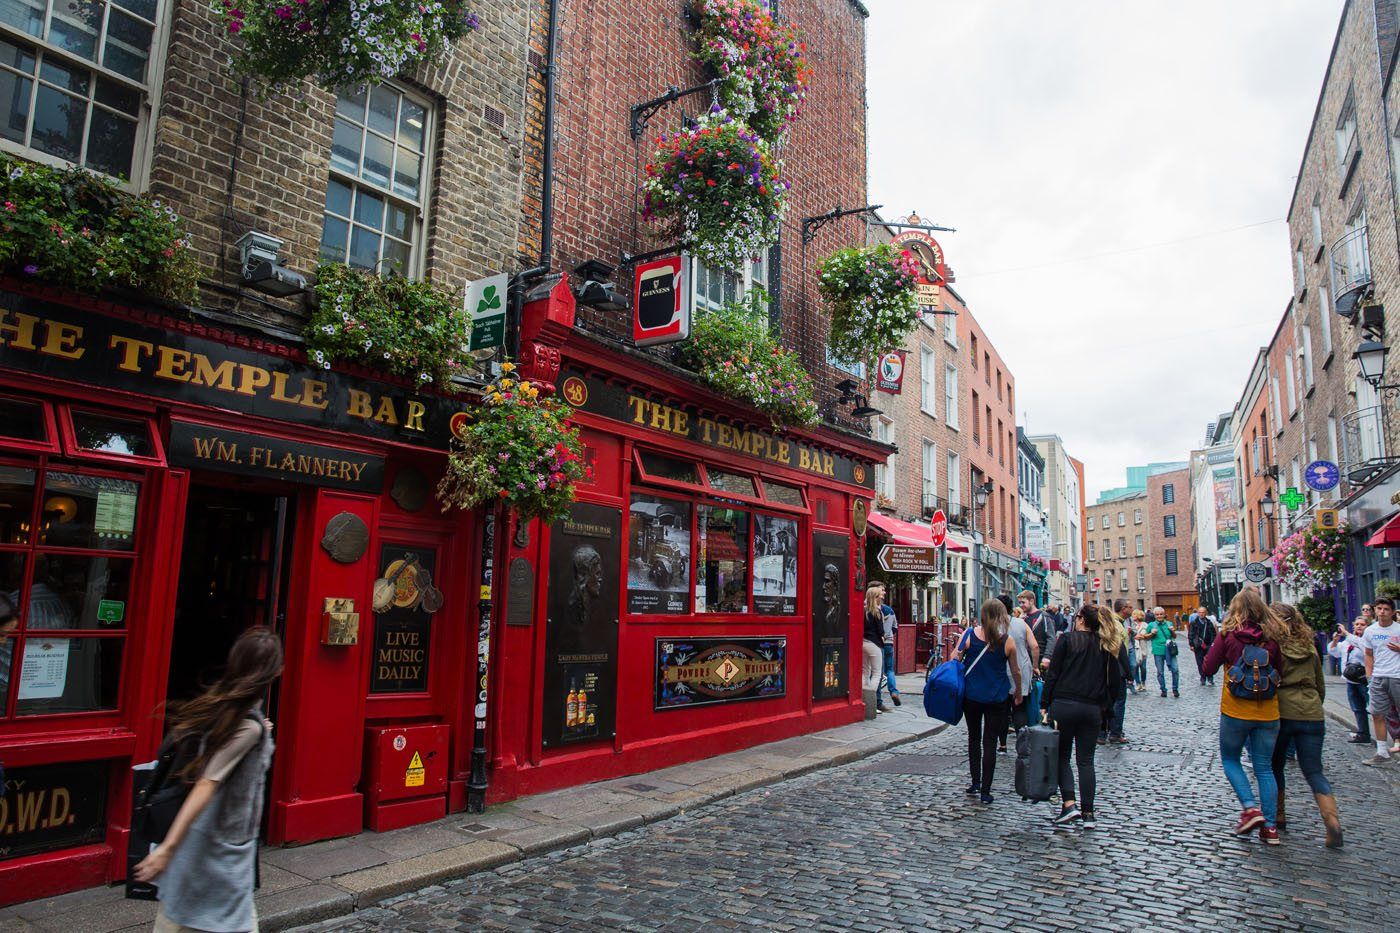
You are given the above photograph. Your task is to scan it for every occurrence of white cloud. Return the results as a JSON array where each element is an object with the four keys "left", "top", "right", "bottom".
[{"left": 867, "top": 0, "right": 1342, "bottom": 499}]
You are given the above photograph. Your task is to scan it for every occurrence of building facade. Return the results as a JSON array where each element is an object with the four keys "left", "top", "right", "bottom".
[
  {"left": 1029, "top": 434, "right": 1083, "bottom": 608},
  {"left": 1017, "top": 428, "right": 1048, "bottom": 602},
  {"left": 1083, "top": 491, "right": 1150, "bottom": 611},
  {"left": 1149, "top": 467, "right": 1198, "bottom": 617},
  {"left": 1231, "top": 349, "right": 1282, "bottom": 603}
]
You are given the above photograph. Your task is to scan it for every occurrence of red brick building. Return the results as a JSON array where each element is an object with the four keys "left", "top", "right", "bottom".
[{"left": 1148, "top": 468, "right": 1197, "bottom": 617}]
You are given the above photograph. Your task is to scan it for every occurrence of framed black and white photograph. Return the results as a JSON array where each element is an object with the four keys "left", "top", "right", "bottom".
[
  {"left": 753, "top": 514, "right": 798, "bottom": 615},
  {"left": 627, "top": 494, "right": 691, "bottom": 614}
]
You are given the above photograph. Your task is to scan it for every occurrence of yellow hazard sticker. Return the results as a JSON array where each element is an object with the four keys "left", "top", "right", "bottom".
[{"left": 405, "top": 750, "right": 425, "bottom": 787}]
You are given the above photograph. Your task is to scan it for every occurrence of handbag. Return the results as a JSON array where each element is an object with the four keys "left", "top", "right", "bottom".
[
  {"left": 923, "top": 631, "right": 990, "bottom": 725},
  {"left": 1343, "top": 660, "right": 1368, "bottom": 683},
  {"left": 1164, "top": 623, "right": 1179, "bottom": 659}
]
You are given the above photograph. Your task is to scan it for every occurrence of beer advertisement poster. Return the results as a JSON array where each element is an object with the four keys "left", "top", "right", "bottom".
[{"left": 654, "top": 636, "right": 787, "bottom": 710}]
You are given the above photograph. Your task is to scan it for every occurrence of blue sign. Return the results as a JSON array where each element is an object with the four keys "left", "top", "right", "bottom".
[{"left": 1305, "top": 460, "right": 1340, "bottom": 492}]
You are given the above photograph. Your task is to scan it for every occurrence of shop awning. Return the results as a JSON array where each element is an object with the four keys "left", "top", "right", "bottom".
[
  {"left": 1366, "top": 513, "right": 1400, "bottom": 547},
  {"left": 866, "top": 512, "right": 969, "bottom": 553}
]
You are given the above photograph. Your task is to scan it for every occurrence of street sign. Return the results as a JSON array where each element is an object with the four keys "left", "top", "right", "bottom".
[
  {"left": 1316, "top": 508, "right": 1340, "bottom": 530},
  {"left": 877, "top": 544, "right": 940, "bottom": 574},
  {"left": 928, "top": 509, "right": 948, "bottom": 548},
  {"left": 874, "top": 351, "right": 906, "bottom": 394},
  {"left": 465, "top": 273, "right": 509, "bottom": 351},
  {"left": 1075, "top": 574, "right": 1089, "bottom": 591},
  {"left": 1092, "top": 576, "right": 1102, "bottom": 590},
  {"left": 633, "top": 255, "right": 690, "bottom": 346},
  {"left": 1244, "top": 562, "right": 1270, "bottom": 584},
  {"left": 1305, "top": 460, "right": 1340, "bottom": 492},
  {"left": 1279, "top": 487, "right": 1306, "bottom": 511}
]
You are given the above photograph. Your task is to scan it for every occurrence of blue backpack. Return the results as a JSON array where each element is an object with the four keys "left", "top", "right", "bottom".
[
  {"left": 1226, "top": 644, "right": 1281, "bottom": 701},
  {"left": 923, "top": 632, "right": 989, "bottom": 725}
]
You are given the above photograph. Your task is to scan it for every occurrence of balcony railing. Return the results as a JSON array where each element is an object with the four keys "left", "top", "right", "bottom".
[
  {"left": 1341, "top": 404, "right": 1397, "bottom": 488},
  {"left": 922, "top": 494, "right": 967, "bottom": 527},
  {"left": 1331, "top": 225, "right": 1372, "bottom": 316}
]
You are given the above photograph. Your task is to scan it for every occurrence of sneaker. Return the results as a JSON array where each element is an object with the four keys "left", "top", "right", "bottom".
[
  {"left": 997, "top": 745, "right": 1008, "bottom": 755},
  {"left": 1233, "top": 808, "right": 1265, "bottom": 835},
  {"left": 877, "top": 704, "right": 889, "bottom": 713},
  {"left": 1110, "top": 735, "right": 1129, "bottom": 745},
  {"left": 1362, "top": 754, "right": 1393, "bottom": 766},
  {"left": 965, "top": 783, "right": 981, "bottom": 796},
  {"left": 1053, "top": 804, "right": 1081, "bottom": 826},
  {"left": 891, "top": 694, "right": 902, "bottom": 707},
  {"left": 1173, "top": 691, "right": 1180, "bottom": 698},
  {"left": 979, "top": 792, "right": 994, "bottom": 805},
  {"left": 1347, "top": 734, "right": 1372, "bottom": 745},
  {"left": 1160, "top": 690, "right": 1168, "bottom": 698},
  {"left": 1259, "top": 826, "right": 1281, "bottom": 846},
  {"left": 1096, "top": 735, "right": 1107, "bottom": 746},
  {"left": 1081, "top": 811, "right": 1096, "bottom": 829}
]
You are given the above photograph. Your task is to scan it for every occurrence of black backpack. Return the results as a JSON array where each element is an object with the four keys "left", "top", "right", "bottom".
[{"left": 133, "top": 730, "right": 202, "bottom": 844}]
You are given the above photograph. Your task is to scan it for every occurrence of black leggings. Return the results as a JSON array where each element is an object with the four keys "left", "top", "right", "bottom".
[
  {"left": 1049, "top": 698, "right": 1100, "bottom": 812},
  {"left": 965, "top": 698, "right": 1010, "bottom": 789}
]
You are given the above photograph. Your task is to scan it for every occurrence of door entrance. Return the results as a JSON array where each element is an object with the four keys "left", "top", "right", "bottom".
[{"left": 166, "top": 485, "right": 295, "bottom": 706}]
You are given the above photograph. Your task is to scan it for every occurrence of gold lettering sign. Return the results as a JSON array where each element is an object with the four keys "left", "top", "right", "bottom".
[{"left": 168, "top": 422, "right": 384, "bottom": 493}]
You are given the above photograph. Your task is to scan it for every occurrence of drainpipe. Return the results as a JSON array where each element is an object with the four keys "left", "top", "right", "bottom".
[{"left": 539, "top": 0, "right": 560, "bottom": 272}]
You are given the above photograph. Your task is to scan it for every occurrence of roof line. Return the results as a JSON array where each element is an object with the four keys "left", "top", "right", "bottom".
[{"left": 1288, "top": 0, "right": 1356, "bottom": 220}]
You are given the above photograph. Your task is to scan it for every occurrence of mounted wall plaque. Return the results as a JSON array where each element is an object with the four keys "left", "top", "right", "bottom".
[
  {"left": 506, "top": 557, "right": 535, "bottom": 627},
  {"left": 390, "top": 467, "right": 429, "bottom": 512},
  {"left": 321, "top": 511, "right": 370, "bottom": 564}
]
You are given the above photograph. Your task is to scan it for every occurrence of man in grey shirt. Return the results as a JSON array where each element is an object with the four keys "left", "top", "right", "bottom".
[{"left": 998, "top": 610, "right": 1040, "bottom": 752}]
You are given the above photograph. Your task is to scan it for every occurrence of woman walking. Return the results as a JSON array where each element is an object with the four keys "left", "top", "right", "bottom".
[
  {"left": 1130, "top": 609, "right": 1150, "bottom": 692},
  {"left": 134, "top": 627, "right": 283, "bottom": 932},
  {"left": 1330, "top": 617, "right": 1371, "bottom": 744},
  {"left": 1272, "top": 604, "right": 1343, "bottom": 847},
  {"left": 952, "top": 599, "right": 1023, "bottom": 804},
  {"left": 862, "top": 583, "right": 888, "bottom": 714},
  {"left": 1043, "top": 605, "right": 1129, "bottom": 828},
  {"left": 1202, "top": 589, "right": 1287, "bottom": 845}
]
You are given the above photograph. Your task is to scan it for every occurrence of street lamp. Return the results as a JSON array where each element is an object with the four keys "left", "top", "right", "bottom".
[
  {"left": 1355, "top": 340, "right": 1389, "bottom": 389},
  {"left": 1261, "top": 491, "right": 1275, "bottom": 517}
]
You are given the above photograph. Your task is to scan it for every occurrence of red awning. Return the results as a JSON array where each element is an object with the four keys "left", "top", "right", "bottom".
[
  {"left": 866, "top": 512, "right": 969, "bottom": 552},
  {"left": 1366, "top": 513, "right": 1400, "bottom": 547}
]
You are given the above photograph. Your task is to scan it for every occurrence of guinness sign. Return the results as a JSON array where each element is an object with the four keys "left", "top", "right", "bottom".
[{"left": 632, "top": 255, "right": 690, "bottom": 346}]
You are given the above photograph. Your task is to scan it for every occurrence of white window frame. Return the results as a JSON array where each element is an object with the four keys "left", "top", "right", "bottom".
[
  {"left": 1118, "top": 537, "right": 1127, "bottom": 558},
  {"left": 1294, "top": 247, "right": 1305, "bottom": 291},
  {"left": 827, "top": 347, "right": 865, "bottom": 379},
  {"left": 1301, "top": 325, "right": 1314, "bottom": 388},
  {"left": 693, "top": 256, "right": 768, "bottom": 314},
  {"left": 1133, "top": 509, "right": 1142, "bottom": 525},
  {"left": 944, "top": 364, "right": 959, "bottom": 428},
  {"left": 1311, "top": 200, "right": 1323, "bottom": 247},
  {"left": 1117, "top": 511, "right": 1125, "bottom": 527},
  {"left": 920, "top": 346, "right": 937, "bottom": 416},
  {"left": 1088, "top": 540, "right": 1096, "bottom": 561},
  {"left": 1336, "top": 89, "right": 1357, "bottom": 174},
  {"left": 1327, "top": 414, "right": 1339, "bottom": 466},
  {"left": 1135, "top": 534, "right": 1144, "bottom": 557},
  {"left": 1270, "top": 373, "right": 1283, "bottom": 437},
  {"left": 921, "top": 440, "right": 937, "bottom": 505},
  {"left": 1136, "top": 566, "right": 1146, "bottom": 592},
  {"left": 943, "top": 308, "right": 957, "bottom": 347},
  {"left": 1087, "top": 516, "right": 1094, "bottom": 531},
  {"left": 1284, "top": 354, "right": 1298, "bottom": 414},
  {"left": 947, "top": 450, "right": 961, "bottom": 509},
  {"left": 0, "top": 1, "right": 172, "bottom": 190},
  {"left": 1119, "top": 568, "right": 1128, "bottom": 591},
  {"left": 1318, "top": 286, "right": 1332, "bottom": 356},
  {"left": 874, "top": 418, "right": 896, "bottom": 502}
]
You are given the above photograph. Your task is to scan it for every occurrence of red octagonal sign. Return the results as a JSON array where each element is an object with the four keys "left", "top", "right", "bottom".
[{"left": 928, "top": 509, "right": 948, "bottom": 548}]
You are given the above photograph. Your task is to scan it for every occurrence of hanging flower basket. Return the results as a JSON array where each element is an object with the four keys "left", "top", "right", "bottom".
[
  {"left": 677, "top": 289, "right": 819, "bottom": 427},
  {"left": 215, "top": 0, "right": 480, "bottom": 88},
  {"left": 818, "top": 243, "right": 921, "bottom": 365},
  {"left": 0, "top": 156, "right": 200, "bottom": 303},
  {"left": 692, "top": 0, "right": 810, "bottom": 141},
  {"left": 641, "top": 111, "right": 788, "bottom": 273},
  {"left": 437, "top": 364, "right": 591, "bottom": 523},
  {"left": 307, "top": 263, "right": 470, "bottom": 388},
  {"left": 1271, "top": 523, "right": 1348, "bottom": 591}
]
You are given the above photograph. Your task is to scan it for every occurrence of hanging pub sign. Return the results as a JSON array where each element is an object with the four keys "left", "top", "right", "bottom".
[
  {"left": 633, "top": 254, "right": 690, "bottom": 346},
  {"left": 654, "top": 636, "right": 787, "bottom": 710},
  {"left": 812, "top": 531, "right": 849, "bottom": 700},
  {"left": 874, "top": 351, "right": 906, "bottom": 395},
  {"left": 891, "top": 229, "right": 953, "bottom": 284},
  {"left": 0, "top": 761, "right": 108, "bottom": 861}
]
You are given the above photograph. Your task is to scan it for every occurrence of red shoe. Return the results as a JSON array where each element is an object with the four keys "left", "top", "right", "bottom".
[
  {"left": 1233, "top": 808, "right": 1265, "bottom": 835},
  {"left": 1259, "top": 825, "right": 1281, "bottom": 846}
]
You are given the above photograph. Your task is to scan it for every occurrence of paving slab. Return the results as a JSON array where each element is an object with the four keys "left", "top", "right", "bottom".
[{"left": 333, "top": 840, "right": 519, "bottom": 906}]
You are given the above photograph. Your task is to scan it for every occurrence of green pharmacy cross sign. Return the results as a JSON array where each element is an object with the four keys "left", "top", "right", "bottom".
[{"left": 1279, "top": 487, "right": 1306, "bottom": 512}]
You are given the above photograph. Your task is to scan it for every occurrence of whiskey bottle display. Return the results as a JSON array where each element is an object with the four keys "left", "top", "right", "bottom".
[
  {"left": 576, "top": 684, "right": 588, "bottom": 721},
  {"left": 566, "top": 683, "right": 578, "bottom": 728}
]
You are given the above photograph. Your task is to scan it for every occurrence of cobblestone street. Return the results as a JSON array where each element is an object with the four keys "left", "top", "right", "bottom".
[{"left": 300, "top": 678, "right": 1400, "bottom": 932}]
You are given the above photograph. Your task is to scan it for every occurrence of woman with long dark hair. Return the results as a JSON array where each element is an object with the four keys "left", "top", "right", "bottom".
[
  {"left": 952, "top": 598, "right": 1023, "bottom": 804},
  {"left": 1042, "top": 605, "right": 1128, "bottom": 828},
  {"left": 1271, "top": 604, "right": 1343, "bottom": 847},
  {"left": 134, "top": 627, "right": 283, "bottom": 932}
]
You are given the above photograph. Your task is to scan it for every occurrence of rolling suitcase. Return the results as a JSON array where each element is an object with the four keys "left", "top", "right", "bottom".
[{"left": 1014, "top": 722, "right": 1059, "bottom": 802}]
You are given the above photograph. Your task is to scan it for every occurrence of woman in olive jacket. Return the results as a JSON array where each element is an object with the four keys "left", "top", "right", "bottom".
[{"left": 1270, "top": 604, "right": 1343, "bottom": 848}]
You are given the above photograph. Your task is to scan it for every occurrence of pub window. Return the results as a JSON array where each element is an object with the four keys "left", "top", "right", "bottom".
[
  {"left": 0, "top": 0, "right": 166, "bottom": 185},
  {"left": 634, "top": 449, "right": 703, "bottom": 490},
  {"left": 62, "top": 407, "right": 162, "bottom": 464},
  {"left": 0, "top": 395, "right": 58, "bottom": 452},
  {"left": 696, "top": 505, "right": 749, "bottom": 614},
  {"left": 707, "top": 468, "right": 758, "bottom": 500},
  {"left": 0, "top": 462, "right": 139, "bottom": 719},
  {"left": 321, "top": 82, "right": 433, "bottom": 276},
  {"left": 762, "top": 479, "right": 807, "bottom": 510}
]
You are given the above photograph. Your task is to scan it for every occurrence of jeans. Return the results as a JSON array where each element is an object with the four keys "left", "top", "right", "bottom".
[
  {"left": 1271, "top": 719, "right": 1332, "bottom": 798},
  {"left": 1219, "top": 714, "right": 1280, "bottom": 826},
  {"left": 1347, "top": 680, "right": 1371, "bottom": 738},
  {"left": 1154, "top": 652, "right": 1180, "bottom": 694},
  {"left": 1050, "top": 698, "right": 1101, "bottom": 812},
  {"left": 1192, "top": 646, "right": 1212, "bottom": 683},
  {"left": 1134, "top": 655, "right": 1148, "bottom": 687},
  {"left": 965, "top": 698, "right": 1010, "bottom": 791},
  {"left": 880, "top": 643, "right": 899, "bottom": 701}
]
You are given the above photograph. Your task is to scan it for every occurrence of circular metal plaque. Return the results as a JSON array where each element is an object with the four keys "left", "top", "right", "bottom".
[
  {"left": 391, "top": 467, "right": 430, "bottom": 512},
  {"left": 321, "top": 512, "right": 369, "bottom": 564}
]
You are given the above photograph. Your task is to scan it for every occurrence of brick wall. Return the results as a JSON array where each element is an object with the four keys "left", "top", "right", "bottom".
[
  {"left": 956, "top": 287, "right": 1018, "bottom": 559},
  {"left": 1082, "top": 493, "right": 1151, "bottom": 611},
  {"left": 1148, "top": 468, "right": 1195, "bottom": 607},
  {"left": 146, "top": 0, "right": 540, "bottom": 336}
]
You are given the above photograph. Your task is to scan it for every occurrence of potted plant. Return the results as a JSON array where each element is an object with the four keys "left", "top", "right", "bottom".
[
  {"left": 692, "top": 0, "right": 810, "bottom": 141},
  {"left": 818, "top": 243, "right": 921, "bottom": 365},
  {"left": 641, "top": 111, "right": 788, "bottom": 273},
  {"left": 437, "top": 363, "right": 591, "bottom": 523}
]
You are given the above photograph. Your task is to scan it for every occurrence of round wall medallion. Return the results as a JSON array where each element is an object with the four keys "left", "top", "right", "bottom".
[
  {"left": 852, "top": 499, "right": 869, "bottom": 537},
  {"left": 390, "top": 466, "right": 430, "bottom": 512},
  {"left": 321, "top": 512, "right": 369, "bottom": 564}
]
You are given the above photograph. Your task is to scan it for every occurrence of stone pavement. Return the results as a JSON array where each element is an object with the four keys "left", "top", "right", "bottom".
[
  {"left": 296, "top": 671, "right": 1400, "bottom": 933},
  {"left": 0, "top": 674, "right": 935, "bottom": 933}
]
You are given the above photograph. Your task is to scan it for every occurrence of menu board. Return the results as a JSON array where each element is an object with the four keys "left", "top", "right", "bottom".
[
  {"left": 17, "top": 638, "right": 70, "bottom": 700},
  {"left": 811, "top": 532, "right": 850, "bottom": 700}
]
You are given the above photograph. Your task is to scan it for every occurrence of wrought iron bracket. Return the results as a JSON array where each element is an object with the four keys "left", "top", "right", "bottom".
[
  {"left": 620, "top": 244, "right": 684, "bottom": 267},
  {"left": 630, "top": 80, "right": 719, "bottom": 139},
  {"left": 801, "top": 204, "right": 882, "bottom": 245}
]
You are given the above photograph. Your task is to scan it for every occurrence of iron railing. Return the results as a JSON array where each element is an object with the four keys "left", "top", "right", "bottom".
[
  {"left": 1341, "top": 404, "right": 1397, "bottom": 488},
  {"left": 1331, "top": 225, "right": 1372, "bottom": 315}
]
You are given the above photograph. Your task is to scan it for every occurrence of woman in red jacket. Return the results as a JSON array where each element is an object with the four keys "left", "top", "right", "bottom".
[{"left": 1202, "top": 588, "right": 1288, "bottom": 845}]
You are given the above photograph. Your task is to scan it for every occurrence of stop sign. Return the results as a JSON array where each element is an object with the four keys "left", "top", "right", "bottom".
[
  {"left": 929, "top": 509, "right": 948, "bottom": 548},
  {"left": 1092, "top": 577, "right": 1102, "bottom": 590}
]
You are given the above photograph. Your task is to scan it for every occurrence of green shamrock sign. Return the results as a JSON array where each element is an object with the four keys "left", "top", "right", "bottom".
[
  {"left": 476, "top": 285, "right": 501, "bottom": 316},
  {"left": 467, "top": 274, "right": 508, "bottom": 350}
]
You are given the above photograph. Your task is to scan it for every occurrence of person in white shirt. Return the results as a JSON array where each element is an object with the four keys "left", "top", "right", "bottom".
[
  {"left": 1331, "top": 618, "right": 1371, "bottom": 744},
  {"left": 1362, "top": 598, "right": 1400, "bottom": 765}
]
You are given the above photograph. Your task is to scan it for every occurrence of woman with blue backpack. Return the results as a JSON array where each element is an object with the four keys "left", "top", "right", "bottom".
[
  {"left": 951, "top": 598, "right": 1024, "bottom": 804},
  {"left": 1202, "top": 588, "right": 1288, "bottom": 845}
]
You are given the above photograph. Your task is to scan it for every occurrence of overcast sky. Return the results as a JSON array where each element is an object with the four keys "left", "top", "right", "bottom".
[{"left": 867, "top": 0, "right": 1343, "bottom": 500}]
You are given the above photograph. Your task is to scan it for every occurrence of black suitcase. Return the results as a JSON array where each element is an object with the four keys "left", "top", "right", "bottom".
[{"left": 1014, "top": 723, "right": 1059, "bottom": 802}]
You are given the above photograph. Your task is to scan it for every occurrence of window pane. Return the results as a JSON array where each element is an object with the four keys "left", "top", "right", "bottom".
[
  {"left": 380, "top": 237, "right": 409, "bottom": 276},
  {"left": 1, "top": 551, "right": 25, "bottom": 605},
  {"left": 48, "top": 0, "right": 103, "bottom": 61},
  {"left": 696, "top": 506, "right": 748, "bottom": 613},
  {"left": 331, "top": 117, "right": 361, "bottom": 174},
  {"left": 383, "top": 200, "right": 411, "bottom": 240},
  {"left": 0, "top": 0, "right": 44, "bottom": 37},
  {"left": 367, "top": 84, "right": 397, "bottom": 137},
  {"left": 398, "top": 98, "right": 425, "bottom": 148},
  {"left": 336, "top": 84, "right": 366, "bottom": 120},
  {"left": 764, "top": 481, "right": 804, "bottom": 508},
  {"left": 102, "top": 10, "right": 152, "bottom": 82},
  {"left": 112, "top": 0, "right": 157, "bottom": 21},
  {"left": 627, "top": 494, "right": 691, "bottom": 615},
  {"left": 85, "top": 106, "right": 136, "bottom": 178},
  {"left": 638, "top": 451, "right": 699, "bottom": 485},
  {"left": 753, "top": 513, "right": 797, "bottom": 614},
  {"left": 319, "top": 214, "right": 349, "bottom": 264},
  {"left": 324, "top": 177, "right": 352, "bottom": 217},
  {"left": 71, "top": 410, "right": 153, "bottom": 457},
  {"left": 361, "top": 131, "right": 392, "bottom": 187},
  {"left": 0, "top": 70, "right": 31, "bottom": 143},
  {"left": 393, "top": 145, "right": 420, "bottom": 198},
  {"left": 16, "top": 635, "right": 123, "bottom": 715},
  {"left": 707, "top": 469, "right": 756, "bottom": 498},
  {"left": 94, "top": 77, "right": 139, "bottom": 116},
  {"left": 26, "top": 554, "right": 131, "bottom": 630},
  {"left": 353, "top": 188, "right": 384, "bottom": 229},
  {"left": 31, "top": 85, "right": 84, "bottom": 161},
  {"left": 0, "top": 635, "right": 12, "bottom": 715},
  {"left": 41, "top": 473, "right": 139, "bottom": 550},
  {"left": 348, "top": 225, "right": 379, "bottom": 269},
  {"left": 0, "top": 398, "right": 47, "bottom": 444},
  {"left": 0, "top": 466, "right": 35, "bottom": 544}
]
